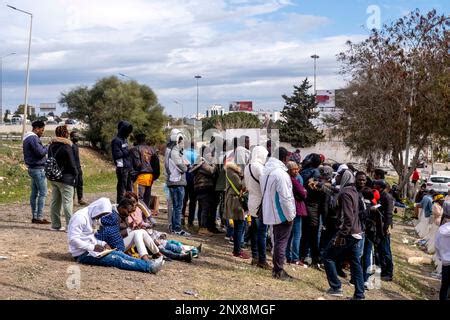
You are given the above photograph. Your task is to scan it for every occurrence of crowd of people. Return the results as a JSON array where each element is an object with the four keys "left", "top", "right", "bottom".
[{"left": 22, "top": 120, "right": 449, "bottom": 300}]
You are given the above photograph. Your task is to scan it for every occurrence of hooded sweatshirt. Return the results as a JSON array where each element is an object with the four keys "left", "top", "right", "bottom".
[
  {"left": 67, "top": 197, "right": 111, "bottom": 257},
  {"left": 23, "top": 131, "right": 48, "bottom": 169},
  {"left": 48, "top": 137, "right": 78, "bottom": 186},
  {"left": 337, "top": 170, "right": 362, "bottom": 238},
  {"left": 111, "top": 120, "right": 133, "bottom": 169},
  {"left": 164, "top": 129, "right": 187, "bottom": 187},
  {"left": 260, "top": 157, "right": 296, "bottom": 225},
  {"left": 244, "top": 146, "right": 268, "bottom": 217},
  {"left": 435, "top": 222, "right": 450, "bottom": 266}
]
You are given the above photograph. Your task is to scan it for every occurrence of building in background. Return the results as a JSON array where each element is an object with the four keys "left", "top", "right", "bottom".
[
  {"left": 206, "top": 104, "right": 225, "bottom": 117},
  {"left": 39, "top": 103, "right": 57, "bottom": 115}
]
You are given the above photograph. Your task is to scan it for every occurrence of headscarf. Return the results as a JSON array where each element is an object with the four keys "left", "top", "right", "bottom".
[
  {"left": 320, "top": 165, "right": 333, "bottom": 181},
  {"left": 340, "top": 170, "right": 355, "bottom": 188},
  {"left": 286, "top": 161, "right": 299, "bottom": 170}
]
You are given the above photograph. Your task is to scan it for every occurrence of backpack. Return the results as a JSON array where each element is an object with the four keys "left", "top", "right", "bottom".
[{"left": 45, "top": 146, "right": 63, "bottom": 181}]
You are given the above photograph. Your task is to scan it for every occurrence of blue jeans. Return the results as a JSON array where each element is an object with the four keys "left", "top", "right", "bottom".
[
  {"left": 323, "top": 235, "right": 365, "bottom": 299},
  {"left": 250, "top": 216, "right": 268, "bottom": 263},
  {"left": 76, "top": 251, "right": 154, "bottom": 273},
  {"left": 379, "top": 235, "right": 393, "bottom": 278},
  {"left": 28, "top": 168, "right": 47, "bottom": 220},
  {"left": 233, "top": 220, "right": 246, "bottom": 255},
  {"left": 286, "top": 216, "right": 302, "bottom": 262},
  {"left": 362, "top": 237, "right": 374, "bottom": 282},
  {"left": 169, "top": 186, "right": 185, "bottom": 232}
]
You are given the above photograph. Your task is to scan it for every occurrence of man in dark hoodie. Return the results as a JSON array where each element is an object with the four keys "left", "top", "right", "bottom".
[
  {"left": 111, "top": 121, "right": 133, "bottom": 203},
  {"left": 70, "top": 130, "right": 87, "bottom": 206},
  {"left": 323, "top": 170, "right": 365, "bottom": 300},
  {"left": 23, "top": 120, "right": 50, "bottom": 224}
]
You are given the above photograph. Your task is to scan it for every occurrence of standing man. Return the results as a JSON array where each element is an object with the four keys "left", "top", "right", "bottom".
[
  {"left": 70, "top": 130, "right": 87, "bottom": 206},
  {"left": 261, "top": 147, "right": 296, "bottom": 280},
  {"left": 111, "top": 120, "right": 133, "bottom": 203},
  {"left": 374, "top": 180, "right": 395, "bottom": 282},
  {"left": 23, "top": 120, "right": 50, "bottom": 224},
  {"left": 165, "top": 129, "right": 190, "bottom": 236},
  {"left": 323, "top": 170, "right": 365, "bottom": 300}
]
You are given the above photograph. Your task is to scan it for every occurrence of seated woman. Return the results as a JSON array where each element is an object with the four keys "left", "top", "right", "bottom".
[
  {"left": 95, "top": 198, "right": 160, "bottom": 261},
  {"left": 124, "top": 192, "right": 198, "bottom": 263},
  {"left": 68, "top": 197, "right": 164, "bottom": 274}
]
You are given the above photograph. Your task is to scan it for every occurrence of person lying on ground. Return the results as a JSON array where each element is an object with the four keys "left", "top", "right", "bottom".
[{"left": 68, "top": 197, "right": 164, "bottom": 274}]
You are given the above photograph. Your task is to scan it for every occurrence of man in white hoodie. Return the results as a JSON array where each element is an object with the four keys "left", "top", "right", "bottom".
[
  {"left": 260, "top": 147, "right": 296, "bottom": 280},
  {"left": 68, "top": 197, "right": 164, "bottom": 274},
  {"left": 435, "top": 205, "right": 450, "bottom": 300},
  {"left": 244, "top": 145, "right": 270, "bottom": 269}
]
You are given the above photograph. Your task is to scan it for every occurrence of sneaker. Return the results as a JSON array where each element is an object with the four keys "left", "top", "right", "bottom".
[
  {"left": 381, "top": 275, "right": 393, "bottom": 282},
  {"left": 349, "top": 296, "right": 365, "bottom": 300},
  {"left": 50, "top": 226, "right": 65, "bottom": 231},
  {"left": 304, "top": 257, "right": 312, "bottom": 265},
  {"left": 182, "top": 251, "right": 193, "bottom": 263},
  {"left": 78, "top": 199, "right": 88, "bottom": 206},
  {"left": 198, "top": 228, "right": 214, "bottom": 236},
  {"left": 293, "top": 260, "right": 308, "bottom": 268},
  {"left": 196, "top": 243, "right": 202, "bottom": 254},
  {"left": 272, "top": 269, "right": 294, "bottom": 281},
  {"left": 326, "top": 288, "right": 344, "bottom": 297},
  {"left": 224, "top": 236, "right": 231, "bottom": 241},
  {"left": 33, "top": 219, "right": 51, "bottom": 224},
  {"left": 233, "top": 251, "right": 251, "bottom": 259},
  {"left": 257, "top": 261, "right": 272, "bottom": 270},
  {"left": 173, "top": 230, "right": 191, "bottom": 237},
  {"left": 364, "top": 281, "right": 374, "bottom": 290},
  {"left": 150, "top": 256, "right": 165, "bottom": 274}
]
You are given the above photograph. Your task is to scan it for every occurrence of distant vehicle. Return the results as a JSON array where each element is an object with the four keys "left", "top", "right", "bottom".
[
  {"left": 426, "top": 175, "right": 450, "bottom": 194},
  {"left": 46, "top": 120, "right": 58, "bottom": 125},
  {"left": 65, "top": 119, "right": 77, "bottom": 124}
]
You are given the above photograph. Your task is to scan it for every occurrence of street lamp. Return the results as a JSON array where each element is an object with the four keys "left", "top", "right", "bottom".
[
  {"left": 1, "top": 52, "right": 16, "bottom": 124},
  {"left": 194, "top": 75, "right": 202, "bottom": 120},
  {"left": 7, "top": 5, "right": 32, "bottom": 138},
  {"left": 311, "top": 54, "right": 319, "bottom": 95},
  {"left": 173, "top": 100, "right": 184, "bottom": 125}
]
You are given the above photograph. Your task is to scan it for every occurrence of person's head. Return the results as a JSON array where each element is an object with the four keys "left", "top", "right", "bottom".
[
  {"left": 32, "top": 120, "right": 45, "bottom": 137},
  {"left": 355, "top": 171, "right": 367, "bottom": 190},
  {"left": 117, "top": 198, "right": 136, "bottom": 218},
  {"left": 319, "top": 165, "right": 334, "bottom": 182},
  {"left": 433, "top": 194, "right": 445, "bottom": 206},
  {"left": 338, "top": 170, "right": 355, "bottom": 187},
  {"left": 373, "top": 179, "right": 387, "bottom": 191},
  {"left": 88, "top": 197, "right": 113, "bottom": 220},
  {"left": 286, "top": 161, "right": 299, "bottom": 177},
  {"left": 70, "top": 130, "right": 80, "bottom": 143},
  {"left": 374, "top": 169, "right": 386, "bottom": 180},
  {"left": 420, "top": 183, "right": 427, "bottom": 191},
  {"left": 55, "top": 125, "right": 69, "bottom": 138},
  {"left": 243, "top": 136, "right": 250, "bottom": 150},
  {"left": 135, "top": 133, "right": 146, "bottom": 145},
  {"left": 117, "top": 120, "right": 133, "bottom": 139},
  {"left": 275, "top": 147, "right": 289, "bottom": 164},
  {"left": 123, "top": 191, "right": 138, "bottom": 205}
]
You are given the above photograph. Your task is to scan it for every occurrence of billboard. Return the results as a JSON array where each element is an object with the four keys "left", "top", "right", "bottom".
[
  {"left": 315, "top": 90, "right": 335, "bottom": 109},
  {"left": 40, "top": 103, "right": 57, "bottom": 114},
  {"left": 229, "top": 101, "right": 253, "bottom": 112}
]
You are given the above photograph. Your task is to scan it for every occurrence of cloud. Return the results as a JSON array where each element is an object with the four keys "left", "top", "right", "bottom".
[{"left": 0, "top": 0, "right": 364, "bottom": 116}]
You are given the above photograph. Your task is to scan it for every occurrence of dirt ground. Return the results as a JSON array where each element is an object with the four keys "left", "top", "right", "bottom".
[{"left": 0, "top": 190, "right": 442, "bottom": 300}]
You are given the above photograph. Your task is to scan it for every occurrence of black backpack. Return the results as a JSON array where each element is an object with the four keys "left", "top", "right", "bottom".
[{"left": 45, "top": 146, "right": 63, "bottom": 181}]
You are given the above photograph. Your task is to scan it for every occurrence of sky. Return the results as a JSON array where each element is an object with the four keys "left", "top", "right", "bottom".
[{"left": 0, "top": 0, "right": 448, "bottom": 117}]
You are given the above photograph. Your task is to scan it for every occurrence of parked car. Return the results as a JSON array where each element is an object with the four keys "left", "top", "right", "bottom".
[
  {"left": 65, "top": 119, "right": 77, "bottom": 124},
  {"left": 426, "top": 175, "right": 450, "bottom": 194}
]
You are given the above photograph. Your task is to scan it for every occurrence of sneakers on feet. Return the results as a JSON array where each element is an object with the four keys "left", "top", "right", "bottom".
[
  {"left": 381, "top": 275, "right": 393, "bottom": 282},
  {"left": 33, "top": 219, "right": 51, "bottom": 224},
  {"left": 233, "top": 251, "right": 251, "bottom": 259},
  {"left": 173, "top": 230, "right": 191, "bottom": 237},
  {"left": 50, "top": 226, "right": 65, "bottom": 231},
  {"left": 182, "top": 251, "right": 193, "bottom": 263},
  {"left": 272, "top": 269, "right": 294, "bottom": 281},
  {"left": 326, "top": 288, "right": 344, "bottom": 297},
  {"left": 78, "top": 199, "right": 88, "bottom": 206},
  {"left": 293, "top": 260, "right": 308, "bottom": 268},
  {"left": 151, "top": 256, "right": 165, "bottom": 274},
  {"left": 198, "top": 228, "right": 214, "bottom": 236},
  {"left": 257, "top": 261, "right": 272, "bottom": 270},
  {"left": 364, "top": 281, "right": 374, "bottom": 290}
]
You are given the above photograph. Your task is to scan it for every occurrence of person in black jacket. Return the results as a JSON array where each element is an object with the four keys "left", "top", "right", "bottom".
[
  {"left": 70, "top": 130, "right": 87, "bottom": 206},
  {"left": 111, "top": 120, "right": 133, "bottom": 203},
  {"left": 374, "top": 180, "right": 394, "bottom": 281},
  {"left": 48, "top": 125, "right": 78, "bottom": 231}
]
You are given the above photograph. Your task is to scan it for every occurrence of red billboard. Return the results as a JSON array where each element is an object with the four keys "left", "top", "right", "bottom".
[{"left": 229, "top": 101, "right": 253, "bottom": 111}]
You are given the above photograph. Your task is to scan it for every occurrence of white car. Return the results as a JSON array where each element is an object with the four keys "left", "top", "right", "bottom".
[{"left": 426, "top": 175, "right": 450, "bottom": 194}]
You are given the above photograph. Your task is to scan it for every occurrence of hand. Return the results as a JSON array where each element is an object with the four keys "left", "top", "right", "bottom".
[
  {"left": 94, "top": 245, "right": 105, "bottom": 252},
  {"left": 104, "top": 244, "right": 111, "bottom": 250}
]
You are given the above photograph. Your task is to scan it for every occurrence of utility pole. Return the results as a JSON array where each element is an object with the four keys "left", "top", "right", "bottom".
[
  {"left": 311, "top": 54, "right": 319, "bottom": 95},
  {"left": 194, "top": 75, "right": 202, "bottom": 120}
]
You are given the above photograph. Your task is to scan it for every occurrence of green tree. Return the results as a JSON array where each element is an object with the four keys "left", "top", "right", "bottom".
[
  {"left": 59, "top": 76, "right": 167, "bottom": 152},
  {"left": 201, "top": 112, "right": 261, "bottom": 135},
  {"left": 278, "top": 79, "right": 324, "bottom": 147},
  {"left": 325, "top": 9, "right": 449, "bottom": 192}
]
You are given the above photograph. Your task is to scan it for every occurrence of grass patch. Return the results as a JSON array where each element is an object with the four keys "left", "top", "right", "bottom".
[{"left": 0, "top": 141, "right": 117, "bottom": 203}]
